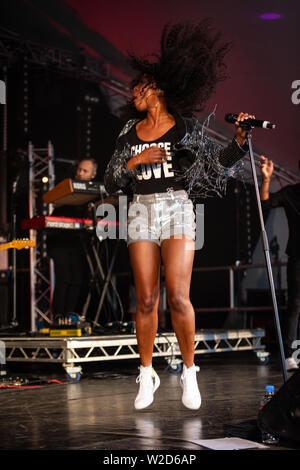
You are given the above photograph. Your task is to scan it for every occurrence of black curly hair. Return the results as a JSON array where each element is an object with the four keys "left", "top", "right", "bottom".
[{"left": 122, "top": 19, "right": 230, "bottom": 120}]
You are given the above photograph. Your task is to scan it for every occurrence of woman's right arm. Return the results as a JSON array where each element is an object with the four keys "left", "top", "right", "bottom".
[
  {"left": 104, "top": 137, "right": 167, "bottom": 194},
  {"left": 127, "top": 147, "right": 167, "bottom": 169},
  {"left": 104, "top": 142, "right": 136, "bottom": 194}
]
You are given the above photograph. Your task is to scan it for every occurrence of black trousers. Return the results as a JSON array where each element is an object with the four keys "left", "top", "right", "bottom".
[
  {"left": 49, "top": 244, "right": 88, "bottom": 318},
  {"left": 282, "top": 255, "right": 300, "bottom": 358}
]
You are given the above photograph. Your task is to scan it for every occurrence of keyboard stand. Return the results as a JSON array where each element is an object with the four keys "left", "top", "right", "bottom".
[{"left": 80, "top": 204, "right": 124, "bottom": 328}]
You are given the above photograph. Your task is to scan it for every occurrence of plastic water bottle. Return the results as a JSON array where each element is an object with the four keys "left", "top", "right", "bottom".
[{"left": 260, "top": 385, "right": 279, "bottom": 445}]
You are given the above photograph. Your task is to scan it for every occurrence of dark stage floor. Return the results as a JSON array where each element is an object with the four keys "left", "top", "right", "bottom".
[{"left": 0, "top": 351, "right": 299, "bottom": 456}]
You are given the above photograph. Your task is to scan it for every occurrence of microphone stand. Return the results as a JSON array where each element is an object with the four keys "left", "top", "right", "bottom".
[
  {"left": 246, "top": 127, "right": 288, "bottom": 383},
  {"left": 9, "top": 155, "right": 28, "bottom": 329}
]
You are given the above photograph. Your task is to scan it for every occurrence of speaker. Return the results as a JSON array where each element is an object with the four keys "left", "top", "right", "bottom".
[{"left": 258, "top": 370, "right": 300, "bottom": 443}]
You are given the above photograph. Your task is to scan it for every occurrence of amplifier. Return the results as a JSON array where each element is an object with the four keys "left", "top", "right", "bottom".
[{"left": 48, "top": 321, "right": 92, "bottom": 337}]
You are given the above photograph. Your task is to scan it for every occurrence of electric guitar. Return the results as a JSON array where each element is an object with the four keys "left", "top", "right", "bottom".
[{"left": 0, "top": 239, "right": 36, "bottom": 251}]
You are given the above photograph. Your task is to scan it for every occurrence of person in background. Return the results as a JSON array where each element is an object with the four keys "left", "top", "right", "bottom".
[
  {"left": 47, "top": 158, "right": 98, "bottom": 321},
  {"left": 260, "top": 156, "right": 300, "bottom": 372}
]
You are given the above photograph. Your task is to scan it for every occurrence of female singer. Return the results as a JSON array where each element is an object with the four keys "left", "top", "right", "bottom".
[{"left": 105, "top": 20, "right": 254, "bottom": 410}]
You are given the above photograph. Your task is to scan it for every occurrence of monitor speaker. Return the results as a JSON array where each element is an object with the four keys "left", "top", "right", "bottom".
[{"left": 258, "top": 370, "right": 300, "bottom": 443}]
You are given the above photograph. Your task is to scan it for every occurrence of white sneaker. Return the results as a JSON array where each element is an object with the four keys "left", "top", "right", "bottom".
[
  {"left": 180, "top": 364, "right": 201, "bottom": 410},
  {"left": 134, "top": 365, "right": 160, "bottom": 410},
  {"left": 286, "top": 357, "right": 299, "bottom": 372}
]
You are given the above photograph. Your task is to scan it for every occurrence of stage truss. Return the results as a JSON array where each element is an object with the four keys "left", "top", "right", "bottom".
[
  {"left": 2, "top": 328, "right": 267, "bottom": 379},
  {"left": 28, "top": 142, "right": 55, "bottom": 330}
]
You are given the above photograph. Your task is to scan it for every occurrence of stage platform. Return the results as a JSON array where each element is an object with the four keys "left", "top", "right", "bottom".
[
  {"left": 0, "top": 349, "right": 299, "bottom": 454},
  {"left": 1, "top": 328, "right": 268, "bottom": 380}
]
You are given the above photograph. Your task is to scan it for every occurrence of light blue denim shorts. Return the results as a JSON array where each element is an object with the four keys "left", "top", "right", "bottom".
[{"left": 127, "top": 190, "right": 196, "bottom": 246}]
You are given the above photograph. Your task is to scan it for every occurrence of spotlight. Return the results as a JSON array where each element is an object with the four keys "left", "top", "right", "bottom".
[
  {"left": 260, "top": 13, "right": 281, "bottom": 20},
  {"left": 42, "top": 176, "right": 49, "bottom": 184}
]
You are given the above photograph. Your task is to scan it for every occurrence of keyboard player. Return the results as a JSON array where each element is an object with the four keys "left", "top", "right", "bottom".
[{"left": 46, "top": 158, "right": 98, "bottom": 321}]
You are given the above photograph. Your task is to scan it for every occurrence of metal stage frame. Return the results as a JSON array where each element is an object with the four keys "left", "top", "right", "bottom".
[
  {"left": 27, "top": 142, "right": 55, "bottom": 330},
  {"left": 2, "top": 328, "right": 267, "bottom": 380}
]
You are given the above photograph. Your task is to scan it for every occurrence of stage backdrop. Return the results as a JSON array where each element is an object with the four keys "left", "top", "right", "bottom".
[
  {"left": 1, "top": 0, "right": 299, "bottom": 330},
  {"left": 2, "top": 0, "right": 299, "bottom": 171}
]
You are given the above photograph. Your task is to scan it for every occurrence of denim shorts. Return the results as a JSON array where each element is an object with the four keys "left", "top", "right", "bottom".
[{"left": 127, "top": 190, "right": 196, "bottom": 246}]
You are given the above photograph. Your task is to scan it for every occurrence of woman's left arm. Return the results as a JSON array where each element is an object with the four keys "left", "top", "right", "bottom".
[{"left": 218, "top": 112, "right": 255, "bottom": 167}]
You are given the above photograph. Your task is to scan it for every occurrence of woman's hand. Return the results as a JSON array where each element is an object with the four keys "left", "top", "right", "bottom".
[
  {"left": 260, "top": 155, "right": 274, "bottom": 180},
  {"left": 259, "top": 155, "right": 273, "bottom": 200},
  {"left": 235, "top": 112, "right": 256, "bottom": 146},
  {"left": 127, "top": 146, "right": 168, "bottom": 169}
]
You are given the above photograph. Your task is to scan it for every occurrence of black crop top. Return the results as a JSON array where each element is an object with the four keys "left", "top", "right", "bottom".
[{"left": 126, "top": 125, "right": 185, "bottom": 195}]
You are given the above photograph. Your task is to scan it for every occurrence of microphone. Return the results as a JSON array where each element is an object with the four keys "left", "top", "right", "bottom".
[{"left": 225, "top": 113, "right": 275, "bottom": 129}]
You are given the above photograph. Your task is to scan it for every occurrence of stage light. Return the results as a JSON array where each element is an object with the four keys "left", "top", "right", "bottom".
[
  {"left": 260, "top": 13, "right": 281, "bottom": 20},
  {"left": 42, "top": 176, "right": 49, "bottom": 184}
]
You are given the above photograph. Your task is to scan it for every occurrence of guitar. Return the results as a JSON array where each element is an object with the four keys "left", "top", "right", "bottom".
[{"left": 0, "top": 239, "right": 36, "bottom": 251}]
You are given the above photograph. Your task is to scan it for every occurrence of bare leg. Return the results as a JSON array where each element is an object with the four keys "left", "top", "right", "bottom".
[
  {"left": 161, "top": 237, "right": 195, "bottom": 368},
  {"left": 129, "top": 241, "right": 161, "bottom": 367}
]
